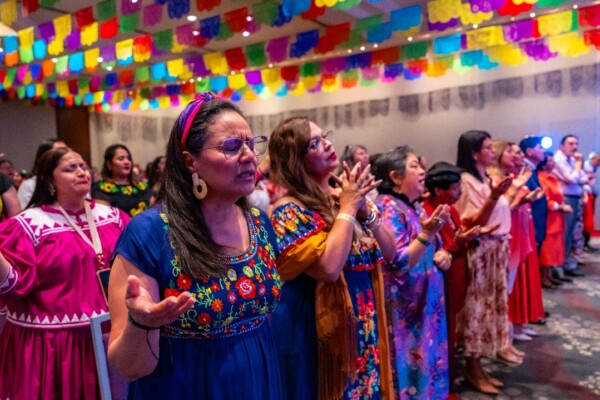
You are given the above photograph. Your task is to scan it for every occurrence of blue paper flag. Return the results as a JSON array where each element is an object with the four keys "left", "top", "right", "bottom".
[{"left": 390, "top": 5, "right": 421, "bottom": 32}]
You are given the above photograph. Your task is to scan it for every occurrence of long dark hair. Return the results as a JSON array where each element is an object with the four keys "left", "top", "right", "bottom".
[
  {"left": 28, "top": 147, "right": 72, "bottom": 209},
  {"left": 158, "top": 97, "right": 248, "bottom": 279},
  {"left": 101, "top": 144, "right": 137, "bottom": 185},
  {"left": 31, "top": 138, "right": 65, "bottom": 176},
  {"left": 456, "top": 130, "right": 491, "bottom": 182},
  {"left": 268, "top": 116, "right": 335, "bottom": 226},
  {"left": 375, "top": 145, "right": 415, "bottom": 195},
  {"left": 147, "top": 156, "right": 165, "bottom": 193}
]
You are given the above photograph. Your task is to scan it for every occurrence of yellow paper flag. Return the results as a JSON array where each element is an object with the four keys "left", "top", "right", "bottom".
[
  {"left": 548, "top": 32, "right": 589, "bottom": 57},
  {"left": 18, "top": 27, "right": 34, "bottom": 48},
  {"left": 36, "top": 83, "right": 45, "bottom": 97},
  {"left": 85, "top": 48, "right": 100, "bottom": 72},
  {"left": 228, "top": 73, "right": 247, "bottom": 90},
  {"left": 57, "top": 81, "right": 69, "bottom": 97},
  {"left": 322, "top": 76, "right": 339, "bottom": 92},
  {"left": 466, "top": 26, "right": 505, "bottom": 50},
  {"left": 81, "top": 22, "right": 98, "bottom": 46},
  {"left": 459, "top": 3, "right": 493, "bottom": 26},
  {"left": 0, "top": 0, "right": 17, "bottom": 27},
  {"left": 53, "top": 14, "right": 72, "bottom": 39},
  {"left": 116, "top": 39, "right": 133, "bottom": 61},
  {"left": 261, "top": 68, "right": 281, "bottom": 86},
  {"left": 47, "top": 37, "right": 65, "bottom": 56},
  {"left": 167, "top": 59, "right": 183, "bottom": 78},
  {"left": 203, "top": 52, "right": 229, "bottom": 75},
  {"left": 538, "top": 11, "right": 573, "bottom": 37},
  {"left": 428, "top": 0, "right": 461, "bottom": 24},
  {"left": 486, "top": 45, "right": 528, "bottom": 66}
]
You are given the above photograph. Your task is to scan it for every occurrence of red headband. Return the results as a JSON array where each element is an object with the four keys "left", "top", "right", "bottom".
[{"left": 179, "top": 92, "right": 217, "bottom": 150}]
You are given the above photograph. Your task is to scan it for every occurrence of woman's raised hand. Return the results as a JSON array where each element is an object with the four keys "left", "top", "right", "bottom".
[
  {"left": 490, "top": 175, "right": 513, "bottom": 198},
  {"left": 421, "top": 204, "right": 451, "bottom": 235},
  {"left": 125, "top": 275, "right": 196, "bottom": 329},
  {"left": 512, "top": 166, "right": 532, "bottom": 189},
  {"left": 331, "top": 162, "right": 381, "bottom": 215}
]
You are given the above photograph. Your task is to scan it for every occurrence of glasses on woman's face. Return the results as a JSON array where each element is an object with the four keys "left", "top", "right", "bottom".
[
  {"left": 202, "top": 135, "right": 268, "bottom": 158},
  {"left": 307, "top": 130, "right": 335, "bottom": 151}
]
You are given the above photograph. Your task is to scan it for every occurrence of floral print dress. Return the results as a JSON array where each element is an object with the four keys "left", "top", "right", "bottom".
[
  {"left": 91, "top": 180, "right": 151, "bottom": 217},
  {"left": 113, "top": 206, "right": 283, "bottom": 400},
  {"left": 270, "top": 202, "right": 386, "bottom": 400},
  {"left": 375, "top": 194, "right": 449, "bottom": 400}
]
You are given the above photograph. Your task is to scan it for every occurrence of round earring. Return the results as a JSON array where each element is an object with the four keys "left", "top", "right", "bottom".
[
  {"left": 192, "top": 173, "right": 208, "bottom": 200},
  {"left": 49, "top": 186, "right": 56, "bottom": 196}
]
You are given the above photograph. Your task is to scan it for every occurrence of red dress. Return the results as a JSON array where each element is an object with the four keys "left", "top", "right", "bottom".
[
  {"left": 538, "top": 172, "right": 565, "bottom": 267},
  {"left": 508, "top": 208, "right": 545, "bottom": 324},
  {"left": 423, "top": 199, "right": 468, "bottom": 391}
]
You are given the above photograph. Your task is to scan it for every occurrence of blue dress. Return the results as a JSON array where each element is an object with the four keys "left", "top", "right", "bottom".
[
  {"left": 270, "top": 203, "right": 386, "bottom": 400},
  {"left": 113, "top": 206, "right": 283, "bottom": 399}
]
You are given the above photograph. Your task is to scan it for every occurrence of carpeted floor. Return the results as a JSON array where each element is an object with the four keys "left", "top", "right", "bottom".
[{"left": 456, "top": 244, "right": 600, "bottom": 399}]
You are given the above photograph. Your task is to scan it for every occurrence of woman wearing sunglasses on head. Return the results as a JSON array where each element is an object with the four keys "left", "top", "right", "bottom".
[
  {"left": 267, "top": 117, "right": 396, "bottom": 400},
  {"left": 107, "top": 93, "right": 283, "bottom": 399}
]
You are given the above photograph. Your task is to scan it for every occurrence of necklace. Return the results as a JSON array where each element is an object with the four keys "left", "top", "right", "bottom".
[{"left": 55, "top": 201, "right": 105, "bottom": 268}]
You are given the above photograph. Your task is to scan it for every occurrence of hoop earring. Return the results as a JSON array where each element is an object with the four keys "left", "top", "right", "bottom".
[{"left": 192, "top": 173, "right": 207, "bottom": 200}]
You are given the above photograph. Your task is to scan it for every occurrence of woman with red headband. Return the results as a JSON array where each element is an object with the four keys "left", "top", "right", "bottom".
[{"left": 107, "top": 93, "right": 283, "bottom": 399}]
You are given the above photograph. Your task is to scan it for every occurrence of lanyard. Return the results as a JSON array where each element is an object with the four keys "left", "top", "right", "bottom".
[{"left": 55, "top": 201, "right": 104, "bottom": 268}]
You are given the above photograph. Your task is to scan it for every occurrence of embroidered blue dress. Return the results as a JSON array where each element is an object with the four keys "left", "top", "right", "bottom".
[
  {"left": 113, "top": 206, "right": 283, "bottom": 400},
  {"left": 270, "top": 202, "right": 385, "bottom": 400},
  {"left": 375, "top": 194, "right": 449, "bottom": 400}
]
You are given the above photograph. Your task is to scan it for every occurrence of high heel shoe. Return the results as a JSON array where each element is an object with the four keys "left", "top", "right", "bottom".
[
  {"left": 497, "top": 350, "right": 523, "bottom": 365},
  {"left": 508, "top": 345, "right": 525, "bottom": 358},
  {"left": 482, "top": 370, "right": 504, "bottom": 388},
  {"left": 463, "top": 370, "right": 500, "bottom": 395}
]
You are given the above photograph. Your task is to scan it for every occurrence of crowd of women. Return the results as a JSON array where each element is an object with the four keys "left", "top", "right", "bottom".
[{"left": 0, "top": 92, "right": 595, "bottom": 400}]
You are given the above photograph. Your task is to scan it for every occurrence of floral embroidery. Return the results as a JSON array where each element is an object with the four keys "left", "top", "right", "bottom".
[{"left": 159, "top": 208, "right": 282, "bottom": 339}]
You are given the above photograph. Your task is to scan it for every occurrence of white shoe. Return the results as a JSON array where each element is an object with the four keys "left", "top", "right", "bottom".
[
  {"left": 521, "top": 327, "right": 538, "bottom": 337},
  {"left": 513, "top": 333, "right": 533, "bottom": 341}
]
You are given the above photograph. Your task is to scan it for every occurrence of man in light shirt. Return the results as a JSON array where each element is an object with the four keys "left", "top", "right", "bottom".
[
  {"left": 583, "top": 152, "right": 600, "bottom": 250},
  {"left": 553, "top": 135, "right": 587, "bottom": 278}
]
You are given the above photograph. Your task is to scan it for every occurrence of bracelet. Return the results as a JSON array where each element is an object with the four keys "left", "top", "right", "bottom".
[
  {"left": 363, "top": 210, "right": 377, "bottom": 225},
  {"left": 128, "top": 313, "right": 160, "bottom": 331},
  {"left": 336, "top": 213, "right": 356, "bottom": 225},
  {"left": 366, "top": 217, "right": 381, "bottom": 230},
  {"left": 415, "top": 235, "right": 430, "bottom": 246}
]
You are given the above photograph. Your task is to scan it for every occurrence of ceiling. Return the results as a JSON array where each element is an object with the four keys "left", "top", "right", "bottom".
[{"left": 3, "top": 0, "right": 600, "bottom": 104}]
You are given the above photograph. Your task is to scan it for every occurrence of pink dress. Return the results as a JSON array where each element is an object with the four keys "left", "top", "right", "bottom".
[{"left": 0, "top": 201, "right": 129, "bottom": 400}]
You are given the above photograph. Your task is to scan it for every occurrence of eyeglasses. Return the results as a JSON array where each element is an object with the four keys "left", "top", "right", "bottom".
[
  {"left": 308, "top": 130, "right": 335, "bottom": 151},
  {"left": 202, "top": 136, "right": 268, "bottom": 158}
]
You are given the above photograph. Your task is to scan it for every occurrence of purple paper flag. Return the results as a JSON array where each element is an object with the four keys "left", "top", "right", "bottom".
[
  {"left": 65, "top": 30, "right": 81, "bottom": 50},
  {"left": 266, "top": 37, "right": 289, "bottom": 63},
  {"left": 503, "top": 19, "right": 533, "bottom": 43},
  {"left": 122, "top": 0, "right": 142, "bottom": 15},
  {"left": 143, "top": 3, "right": 163, "bottom": 27},
  {"left": 38, "top": 21, "right": 56, "bottom": 42},
  {"left": 100, "top": 45, "right": 116, "bottom": 62},
  {"left": 428, "top": 18, "right": 458, "bottom": 32},
  {"left": 185, "top": 55, "right": 209, "bottom": 77},
  {"left": 245, "top": 70, "right": 262, "bottom": 85},
  {"left": 469, "top": 0, "right": 505, "bottom": 13}
]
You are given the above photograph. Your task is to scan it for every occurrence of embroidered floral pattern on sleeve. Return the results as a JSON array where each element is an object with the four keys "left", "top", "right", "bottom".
[{"left": 159, "top": 207, "right": 282, "bottom": 339}]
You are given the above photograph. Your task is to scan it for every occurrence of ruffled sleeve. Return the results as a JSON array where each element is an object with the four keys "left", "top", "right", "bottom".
[
  {"left": 270, "top": 202, "right": 328, "bottom": 281},
  {"left": 0, "top": 217, "right": 40, "bottom": 298},
  {"left": 111, "top": 208, "right": 167, "bottom": 278},
  {"left": 375, "top": 195, "right": 412, "bottom": 271}
]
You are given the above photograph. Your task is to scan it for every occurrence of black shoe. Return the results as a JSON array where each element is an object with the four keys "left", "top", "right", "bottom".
[
  {"left": 545, "top": 311, "right": 550, "bottom": 318},
  {"left": 531, "top": 318, "right": 547, "bottom": 325},
  {"left": 565, "top": 269, "right": 585, "bottom": 277},
  {"left": 549, "top": 277, "right": 563, "bottom": 286}
]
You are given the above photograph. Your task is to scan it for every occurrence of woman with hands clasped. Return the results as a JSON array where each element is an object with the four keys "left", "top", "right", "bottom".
[
  {"left": 373, "top": 146, "right": 453, "bottom": 400},
  {"left": 0, "top": 147, "right": 129, "bottom": 400},
  {"left": 107, "top": 93, "right": 283, "bottom": 399},
  {"left": 268, "top": 117, "right": 395, "bottom": 400},
  {"left": 455, "top": 131, "right": 514, "bottom": 395}
]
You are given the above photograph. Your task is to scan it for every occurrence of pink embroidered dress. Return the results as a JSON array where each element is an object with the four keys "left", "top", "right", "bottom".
[{"left": 0, "top": 200, "right": 129, "bottom": 400}]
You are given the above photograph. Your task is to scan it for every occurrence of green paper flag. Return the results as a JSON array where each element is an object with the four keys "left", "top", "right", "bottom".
[
  {"left": 340, "top": 29, "right": 361, "bottom": 49},
  {"left": 78, "top": 77, "right": 90, "bottom": 90},
  {"left": 55, "top": 56, "right": 69, "bottom": 74},
  {"left": 570, "top": 10, "right": 579, "bottom": 32},
  {"left": 17, "top": 86, "right": 26, "bottom": 99},
  {"left": 140, "top": 87, "right": 151, "bottom": 99},
  {"left": 356, "top": 15, "right": 383, "bottom": 33},
  {"left": 136, "top": 66, "right": 150, "bottom": 83},
  {"left": 404, "top": 42, "right": 428, "bottom": 60},
  {"left": 96, "top": 0, "right": 116, "bottom": 23},
  {"left": 154, "top": 29, "right": 173, "bottom": 52},
  {"left": 538, "top": 0, "right": 570, "bottom": 7},
  {"left": 216, "top": 22, "right": 233, "bottom": 41},
  {"left": 252, "top": 0, "right": 278, "bottom": 26},
  {"left": 334, "top": 0, "right": 360, "bottom": 11},
  {"left": 40, "top": 0, "right": 59, "bottom": 7},
  {"left": 74, "top": 94, "right": 83, "bottom": 106},
  {"left": 6, "top": 68, "right": 16, "bottom": 85},
  {"left": 19, "top": 47, "right": 34, "bottom": 64},
  {"left": 300, "top": 62, "right": 320, "bottom": 77},
  {"left": 246, "top": 42, "right": 266, "bottom": 67},
  {"left": 120, "top": 12, "right": 140, "bottom": 34},
  {"left": 196, "top": 78, "right": 210, "bottom": 92}
]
